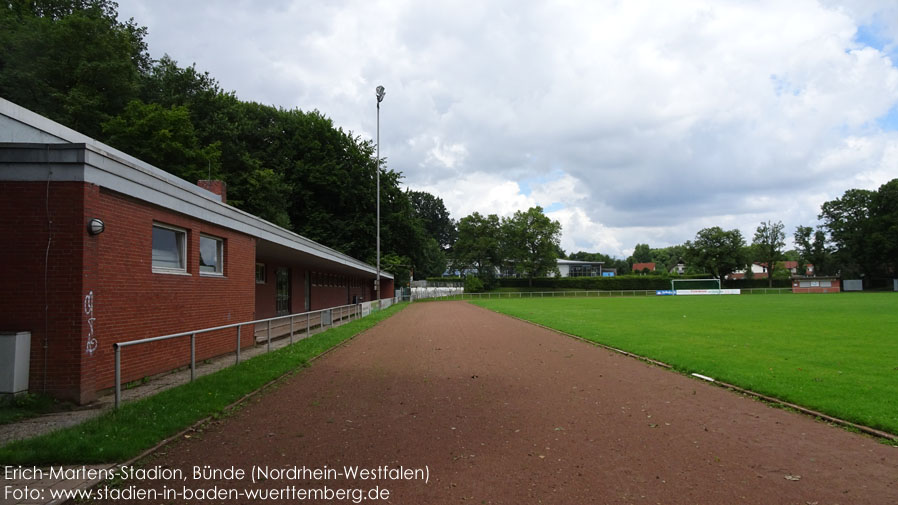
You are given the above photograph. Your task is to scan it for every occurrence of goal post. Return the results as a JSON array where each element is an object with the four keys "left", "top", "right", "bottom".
[{"left": 671, "top": 278, "right": 721, "bottom": 294}]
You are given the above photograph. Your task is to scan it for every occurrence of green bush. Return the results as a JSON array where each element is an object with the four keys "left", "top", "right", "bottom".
[{"left": 464, "top": 276, "right": 485, "bottom": 293}]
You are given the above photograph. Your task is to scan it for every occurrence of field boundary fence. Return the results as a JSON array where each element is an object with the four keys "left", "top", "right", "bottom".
[
  {"left": 442, "top": 287, "right": 794, "bottom": 300},
  {"left": 409, "top": 286, "right": 465, "bottom": 301}
]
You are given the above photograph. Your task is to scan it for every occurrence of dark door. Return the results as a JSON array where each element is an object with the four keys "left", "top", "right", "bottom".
[
  {"left": 304, "top": 270, "right": 311, "bottom": 311},
  {"left": 276, "top": 267, "right": 290, "bottom": 315}
]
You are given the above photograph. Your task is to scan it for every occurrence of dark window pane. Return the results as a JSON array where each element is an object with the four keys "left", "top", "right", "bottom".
[{"left": 152, "top": 227, "right": 183, "bottom": 269}]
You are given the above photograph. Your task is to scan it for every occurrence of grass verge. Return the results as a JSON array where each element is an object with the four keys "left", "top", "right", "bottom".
[
  {"left": 0, "top": 394, "right": 71, "bottom": 425},
  {"left": 472, "top": 294, "right": 898, "bottom": 435},
  {"left": 0, "top": 303, "right": 407, "bottom": 465}
]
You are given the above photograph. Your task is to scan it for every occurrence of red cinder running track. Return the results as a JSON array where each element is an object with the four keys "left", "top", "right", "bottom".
[{"left": 90, "top": 302, "right": 897, "bottom": 504}]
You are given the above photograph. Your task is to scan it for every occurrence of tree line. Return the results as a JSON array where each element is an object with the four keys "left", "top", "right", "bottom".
[
  {"left": 625, "top": 178, "right": 897, "bottom": 288},
  {"left": 4, "top": 2, "right": 893, "bottom": 289},
  {"left": 0, "top": 0, "right": 453, "bottom": 283},
  {"left": 449, "top": 207, "right": 562, "bottom": 289}
]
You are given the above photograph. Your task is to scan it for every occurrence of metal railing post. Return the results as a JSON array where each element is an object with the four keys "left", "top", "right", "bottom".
[
  {"left": 267, "top": 320, "right": 272, "bottom": 352},
  {"left": 236, "top": 325, "right": 241, "bottom": 364},
  {"left": 307, "top": 313, "right": 310, "bottom": 336},
  {"left": 190, "top": 333, "right": 196, "bottom": 382},
  {"left": 114, "top": 344, "right": 121, "bottom": 409}
]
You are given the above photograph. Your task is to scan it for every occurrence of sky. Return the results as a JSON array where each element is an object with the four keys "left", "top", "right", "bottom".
[{"left": 115, "top": 0, "right": 898, "bottom": 259}]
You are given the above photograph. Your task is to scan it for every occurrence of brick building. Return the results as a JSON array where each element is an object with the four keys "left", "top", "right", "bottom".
[
  {"left": 0, "top": 98, "right": 394, "bottom": 403},
  {"left": 791, "top": 276, "right": 841, "bottom": 294}
]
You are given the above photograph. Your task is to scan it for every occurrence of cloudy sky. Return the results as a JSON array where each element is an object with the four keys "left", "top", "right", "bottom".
[{"left": 116, "top": 0, "right": 898, "bottom": 258}]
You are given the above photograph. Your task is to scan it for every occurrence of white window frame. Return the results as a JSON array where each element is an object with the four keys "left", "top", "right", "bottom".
[
  {"left": 199, "top": 234, "right": 224, "bottom": 276},
  {"left": 256, "top": 263, "right": 266, "bottom": 284},
  {"left": 152, "top": 223, "right": 188, "bottom": 275}
]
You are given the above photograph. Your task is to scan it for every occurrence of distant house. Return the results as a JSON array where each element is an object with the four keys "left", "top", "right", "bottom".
[
  {"left": 729, "top": 261, "right": 813, "bottom": 279},
  {"left": 669, "top": 260, "right": 686, "bottom": 275},
  {"left": 632, "top": 262, "right": 656, "bottom": 273}
]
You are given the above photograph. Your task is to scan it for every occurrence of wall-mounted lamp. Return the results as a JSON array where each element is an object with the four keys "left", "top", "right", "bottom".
[{"left": 87, "top": 218, "right": 105, "bottom": 235}]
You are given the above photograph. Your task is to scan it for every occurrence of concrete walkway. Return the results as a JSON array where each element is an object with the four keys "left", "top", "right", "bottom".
[{"left": 0, "top": 317, "right": 353, "bottom": 505}]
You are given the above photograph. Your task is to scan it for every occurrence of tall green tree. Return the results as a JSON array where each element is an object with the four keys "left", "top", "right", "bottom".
[
  {"left": 502, "top": 207, "right": 562, "bottom": 286},
  {"left": 819, "top": 188, "right": 876, "bottom": 278},
  {"left": 685, "top": 227, "right": 747, "bottom": 280},
  {"left": 811, "top": 178, "right": 898, "bottom": 281},
  {"left": 408, "top": 190, "right": 456, "bottom": 250},
  {"left": 0, "top": 0, "right": 149, "bottom": 137},
  {"left": 630, "top": 243, "right": 652, "bottom": 264},
  {"left": 451, "top": 213, "right": 502, "bottom": 283},
  {"left": 752, "top": 220, "right": 786, "bottom": 287},
  {"left": 102, "top": 100, "right": 221, "bottom": 183},
  {"left": 794, "top": 225, "right": 832, "bottom": 276},
  {"left": 870, "top": 179, "right": 898, "bottom": 278}
]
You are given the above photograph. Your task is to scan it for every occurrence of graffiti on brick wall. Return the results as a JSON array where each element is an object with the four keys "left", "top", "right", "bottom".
[{"left": 84, "top": 290, "right": 97, "bottom": 356}]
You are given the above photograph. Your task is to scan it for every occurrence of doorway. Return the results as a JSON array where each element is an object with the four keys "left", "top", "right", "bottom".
[{"left": 276, "top": 267, "right": 290, "bottom": 315}]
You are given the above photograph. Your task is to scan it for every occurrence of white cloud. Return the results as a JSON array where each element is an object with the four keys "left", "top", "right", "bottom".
[
  {"left": 546, "top": 207, "right": 623, "bottom": 256},
  {"left": 116, "top": 0, "right": 898, "bottom": 258}
]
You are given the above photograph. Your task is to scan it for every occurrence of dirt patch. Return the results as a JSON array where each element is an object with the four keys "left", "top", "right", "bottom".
[{"left": 91, "top": 301, "right": 897, "bottom": 504}]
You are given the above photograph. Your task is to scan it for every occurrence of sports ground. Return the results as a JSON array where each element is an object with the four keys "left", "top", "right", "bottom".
[
  {"left": 86, "top": 299, "right": 896, "bottom": 504},
  {"left": 473, "top": 293, "right": 898, "bottom": 435}
]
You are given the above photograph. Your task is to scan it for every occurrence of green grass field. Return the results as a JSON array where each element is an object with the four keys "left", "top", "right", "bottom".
[{"left": 472, "top": 293, "right": 898, "bottom": 436}]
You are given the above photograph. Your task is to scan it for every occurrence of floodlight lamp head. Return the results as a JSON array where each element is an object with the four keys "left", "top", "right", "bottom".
[{"left": 376, "top": 85, "right": 385, "bottom": 103}]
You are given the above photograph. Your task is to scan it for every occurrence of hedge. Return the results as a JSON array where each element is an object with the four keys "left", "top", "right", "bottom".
[
  {"left": 498, "top": 275, "right": 674, "bottom": 290},
  {"left": 494, "top": 275, "right": 792, "bottom": 291},
  {"left": 722, "top": 278, "right": 792, "bottom": 289}
]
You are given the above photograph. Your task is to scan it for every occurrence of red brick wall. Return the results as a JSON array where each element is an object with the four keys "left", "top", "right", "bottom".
[
  {"left": 380, "top": 278, "right": 395, "bottom": 298},
  {"left": 349, "top": 283, "right": 368, "bottom": 303},
  {"left": 91, "top": 188, "right": 255, "bottom": 391},
  {"left": 254, "top": 263, "right": 312, "bottom": 319},
  {"left": 309, "top": 271, "right": 350, "bottom": 310},
  {"left": 0, "top": 181, "right": 91, "bottom": 402},
  {"left": 254, "top": 260, "right": 277, "bottom": 319},
  {"left": 291, "top": 268, "right": 308, "bottom": 313},
  {"left": 256, "top": 266, "right": 380, "bottom": 313},
  {"left": 196, "top": 180, "right": 227, "bottom": 203},
  {"left": 2, "top": 180, "right": 383, "bottom": 403},
  {"left": 792, "top": 279, "right": 841, "bottom": 294}
]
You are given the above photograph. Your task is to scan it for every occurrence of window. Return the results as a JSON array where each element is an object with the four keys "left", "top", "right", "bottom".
[
  {"left": 255, "top": 263, "right": 266, "bottom": 284},
  {"left": 799, "top": 280, "right": 831, "bottom": 288},
  {"left": 152, "top": 224, "right": 186, "bottom": 273},
  {"left": 199, "top": 234, "right": 224, "bottom": 275}
]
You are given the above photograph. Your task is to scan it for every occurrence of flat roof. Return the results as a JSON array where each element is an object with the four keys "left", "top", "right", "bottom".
[
  {"left": 0, "top": 98, "right": 391, "bottom": 279},
  {"left": 557, "top": 259, "right": 605, "bottom": 265}
]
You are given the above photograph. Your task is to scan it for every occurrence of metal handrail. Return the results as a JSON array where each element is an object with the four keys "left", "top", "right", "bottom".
[{"left": 113, "top": 303, "right": 361, "bottom": 408}]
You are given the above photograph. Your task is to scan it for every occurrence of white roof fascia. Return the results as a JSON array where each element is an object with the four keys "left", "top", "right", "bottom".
[{"left": 556, "top": 259, "right": 605, "bottom": 265}]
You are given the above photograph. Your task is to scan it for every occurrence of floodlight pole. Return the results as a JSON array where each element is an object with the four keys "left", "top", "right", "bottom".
[{"left": 375, "top": 85, "right": 385, "bottom": 307}]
